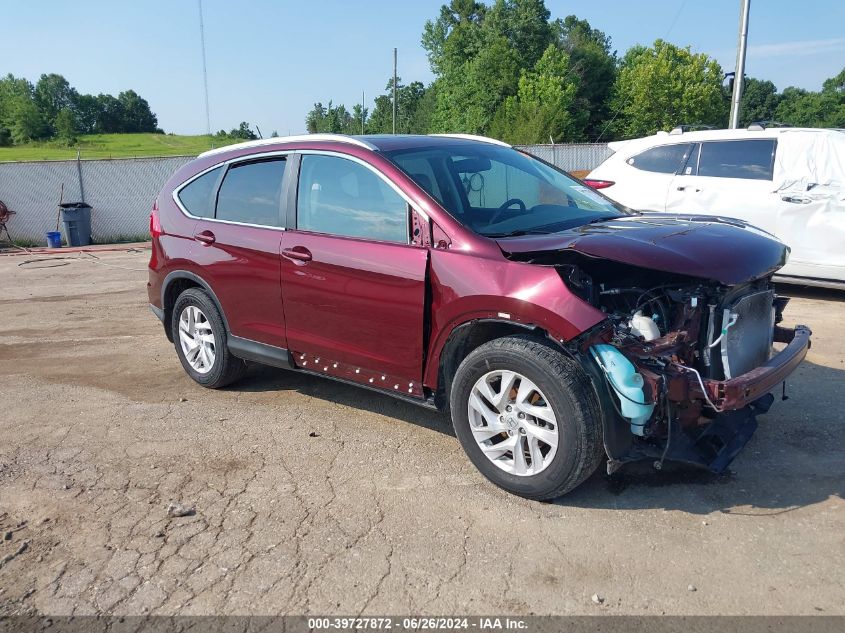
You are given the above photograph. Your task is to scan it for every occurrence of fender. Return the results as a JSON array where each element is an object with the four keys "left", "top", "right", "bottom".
[
  {"left": 423, "top": 303, "right": 599, "bottom": 390},
  {"left": 161, "top": 270, "right": 232, "bottom": 335}
]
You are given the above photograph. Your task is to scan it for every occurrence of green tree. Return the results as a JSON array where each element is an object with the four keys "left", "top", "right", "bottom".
[
  {"left": 72, "top": 94, "right": 100, "bottom": 134},
  {"left": 608, "top": 39, "right": 727, "bottom": 138},
  {"left": 350, "top": 103, "right": 368, "bottom": 134},
  {"left": 93, "top": 94, "right": 124, "bottom": 133},
  {"left": 230, "top": 122, "right": 258, "bottom": 139},
  {"left": 738, "top": 78, "right": 781, "bottom": 127},
  {"left": 0, "top": 74, "right": 35, "bottom": 135},
  {"left": 489, "top": 44, "right": 581, "bottom": 143},
  {"left": 305, "top": 102, "right": 356, "bottom": 134},
  {"left": 485, "top": 0, "right": 553, "bottom": 71},
  {"left": 8, "top": 98, "right": 49, "bottom": 143},
  {"left": 554, "top": 15, "right": 616, "bottom": 140},
  {"left": 775, "top": 86, "right": 845, "bottom": 128},
  {"left": 366, "top": 78, "right": 427, "bottom": 134},
  {"left": 54, "top": 107, "right": 79, "bottom": 143},
  {"left": 33, "top": 73, "right": 77, "bottom": 125},
  {"left": 431, "top": 34, "right": 520, "bottom": 133},
  {"left": 117, "top": 90, "right": 158, "bottom": 133},
  {"left": 822, "top": 67, "right": 845, "bottom": 94},
  {"left": 422, "top": 0, "right": 487, "bottom": 75}
]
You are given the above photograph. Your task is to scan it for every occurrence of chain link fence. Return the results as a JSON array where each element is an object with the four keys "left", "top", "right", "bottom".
[
  {"left": 518, "top": 143, "right": 612, "bottom": 174},
  {"left": 0, "top": 143, "right": 614, "bottom": 245},
  {"left": 0, "top": 156, "right": 193, "bottom": 244}
]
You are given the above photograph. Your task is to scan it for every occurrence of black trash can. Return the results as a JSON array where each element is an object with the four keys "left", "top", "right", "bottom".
[{"left": 60, "top": 203, "right": 93, "bottom": 247}]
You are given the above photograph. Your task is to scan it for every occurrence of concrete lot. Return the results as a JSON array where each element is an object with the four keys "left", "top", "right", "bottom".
[{"left": 0, "top": 249, "right": 842, "bottom": 616}]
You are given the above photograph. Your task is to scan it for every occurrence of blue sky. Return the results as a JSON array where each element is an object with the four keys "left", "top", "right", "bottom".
[{"left": 2, "top": 0, "right": 843, "bottom": 135}]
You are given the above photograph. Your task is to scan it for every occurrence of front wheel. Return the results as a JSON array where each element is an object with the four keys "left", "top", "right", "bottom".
[{"left": 449, "top": 335, "right": 604, "bottom": 500}]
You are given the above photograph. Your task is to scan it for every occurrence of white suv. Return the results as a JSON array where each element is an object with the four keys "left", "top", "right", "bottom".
[{"left": 586, "top": 126, "right": 845, "bottom": 287}]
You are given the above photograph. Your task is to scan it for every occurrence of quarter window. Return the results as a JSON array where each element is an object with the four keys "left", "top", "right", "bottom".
[
  {"left": 297, "top": 155, "right": 408, "bottom": 243},
  {"left": 216, "top": 158, "right": 287, "bottom": 226},
  {"left": 177, "top": 166, "right": 223, "bottom": 218},
  {"left": 697, "top": 140, "right": 776, "bottom": 180},
  {"left": 627, "top": 144, "right": 692, "bottom": 174}
]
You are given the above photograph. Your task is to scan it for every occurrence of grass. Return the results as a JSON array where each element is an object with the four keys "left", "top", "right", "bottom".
[{"left": 0, "top": 133, "right": 243, "bottom": 162}]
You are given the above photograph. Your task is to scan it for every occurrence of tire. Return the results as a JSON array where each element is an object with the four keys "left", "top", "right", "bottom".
[
  {"left": 171, "top": 288, "right": 246, "bottom": 389},
  {"left": 450, "top": 335, "right": 604, "bottom": 500}
]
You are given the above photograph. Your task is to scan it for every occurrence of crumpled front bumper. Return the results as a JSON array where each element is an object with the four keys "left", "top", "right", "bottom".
[
  {"left": 607, "top": 324, "right": 812, "bottom": 475},
  {"left": 691, "top": 324, "right": 812, "bottom": 411}
]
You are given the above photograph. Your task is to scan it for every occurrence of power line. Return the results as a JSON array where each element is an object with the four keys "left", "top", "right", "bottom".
[{"left": 595, "top": 0, "right": 690, "bottom": 142}]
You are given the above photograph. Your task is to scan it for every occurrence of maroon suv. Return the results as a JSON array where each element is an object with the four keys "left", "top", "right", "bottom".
[{"left": 148, "top": 133, "right": 811, "bottom": 499}]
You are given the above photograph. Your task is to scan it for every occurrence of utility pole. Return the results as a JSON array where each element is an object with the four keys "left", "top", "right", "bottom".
[
  {"left": 362, "top": 90, "right": 366, "bottom": 134},
  {"left": 729, "top": 0, "right": 751, "bottom": 129},
  {"left": 198, "top": 0, "right": 211, "bottom": 136},
  {"left": 392, "top": 48, "right": 398, "bottom": 135}
]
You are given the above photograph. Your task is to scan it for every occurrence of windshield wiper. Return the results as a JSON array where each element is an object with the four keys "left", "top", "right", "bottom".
[
  {"left": 484, "top": 229, "right": 548, "bottom": 238},
  {"left": 586, "top": 215, "right": 624, "bottom": 224}
]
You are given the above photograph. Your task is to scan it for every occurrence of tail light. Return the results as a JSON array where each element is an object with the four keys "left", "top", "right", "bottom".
[
  {"left": 150, "top": 198, "right": 162, "bottom": 237},
  {"left": 582, "top": 179, "right": 615, "bottom": 190}
]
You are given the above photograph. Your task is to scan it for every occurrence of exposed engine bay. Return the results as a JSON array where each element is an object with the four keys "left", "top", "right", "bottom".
[{"left": 549, "top": 255, "right": 811, "bottom": 474}]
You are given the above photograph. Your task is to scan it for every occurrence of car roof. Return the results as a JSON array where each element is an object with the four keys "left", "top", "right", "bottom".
[
  {"left": 609, "top": 127, "right": 845, "bottom": 153},
  {"left": 198, "top": 133, "right": 510, "bottom": 159}
]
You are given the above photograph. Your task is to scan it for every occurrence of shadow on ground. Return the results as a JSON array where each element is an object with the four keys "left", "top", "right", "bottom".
[{"left": 232, "top": 359, "right": 844, "bottom": 516}]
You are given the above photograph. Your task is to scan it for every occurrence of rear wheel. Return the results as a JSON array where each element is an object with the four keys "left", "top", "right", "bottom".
[
  {"left": 171, "top": 288, "right": 246, "bottom": 388},
  {"left": 450, "top": 335, "right": 604, "bottom": 500}
]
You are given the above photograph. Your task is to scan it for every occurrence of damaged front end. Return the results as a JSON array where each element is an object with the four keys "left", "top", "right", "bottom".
[
  {"left": 567, "top": 261, "right": 810, "bottom": 474},
  {"left": 498, "top": 214, "right": 812, "bottom": 474},
  {"left": 527, "top": 250, "right": 810, "bottom": 474}
]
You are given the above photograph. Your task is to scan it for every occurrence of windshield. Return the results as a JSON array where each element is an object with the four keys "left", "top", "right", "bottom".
[{"left": 383, "top": 142, "right": 626, "bottom": 237}]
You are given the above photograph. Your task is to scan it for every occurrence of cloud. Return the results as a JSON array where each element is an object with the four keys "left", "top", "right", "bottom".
[{"left": 746, "top": 38, "right": 845, "bottom": 58}]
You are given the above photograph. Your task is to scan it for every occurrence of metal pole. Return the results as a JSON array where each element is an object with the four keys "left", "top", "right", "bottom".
[
  {"left": 362, "top": 90, "right": 365, "bottom": 134},
  {"left": 198, "top": 0, "right": 211, "bottom": 136},
  {"left": 76, "top": 150, "right": 85, "bottom": 204},
  {"left": 729, "top": 0, "right": 751, "bottom": 129},
  {"left": 392, "top": 48, "right": 397, "bottom": 135}
]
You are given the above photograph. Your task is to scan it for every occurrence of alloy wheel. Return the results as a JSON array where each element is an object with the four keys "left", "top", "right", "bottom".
[
  {"left": 178, "top": 305, "right": 216, "bottom": 374},
  {"left": 467, "top": 370, "right": 559, "bottom": 476}
]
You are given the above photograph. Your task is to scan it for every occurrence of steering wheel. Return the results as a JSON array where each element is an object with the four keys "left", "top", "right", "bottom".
[{"left": 489, "top": 198, "right": 527, "bottom": 224}]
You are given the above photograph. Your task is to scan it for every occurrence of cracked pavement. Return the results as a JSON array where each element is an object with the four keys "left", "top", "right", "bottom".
[{"left": 0, "top": 249, "right": 843, "bottom": 616}]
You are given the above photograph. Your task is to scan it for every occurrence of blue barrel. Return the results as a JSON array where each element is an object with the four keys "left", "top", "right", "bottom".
[
  {"left": 60, "top": 203, "right": 92, "bottom": 246},
  {"left": 46, "top": 231, "right": 62, "bottom": 248}
]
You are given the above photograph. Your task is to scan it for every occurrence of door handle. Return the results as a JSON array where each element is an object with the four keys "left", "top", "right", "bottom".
[
  {"left": 282, "top": 247, "right": 312, "bottom": 262},
  {"left": 193, "top": 230, "right": 216, "bottom": 245},
  {"left": 677, "top": 186, "right": 701, "bottom": 192},
  {"left": 781, "top": 195, "right": 811, "bottom": 204}
]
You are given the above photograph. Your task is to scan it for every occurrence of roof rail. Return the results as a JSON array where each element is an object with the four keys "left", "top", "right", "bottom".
[
  {"left": 429, "top": 133, "right": 511, "bottom": 147},
  {"left": 668, "top": 124, "right": 717, "bottom": 135},
  {"left": 748, "top": 121, "right": 792, "bottom": 131},
  {"left": 198, "top": 134, "right": 378, "bottom": 158}
]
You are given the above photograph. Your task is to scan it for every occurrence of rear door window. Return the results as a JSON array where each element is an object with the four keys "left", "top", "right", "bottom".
[
  {"left": 627, "top": 144, "right": 692, "bottom": 174},
  {"left": 177, "top": 166, "right": 223, "bottom": 218},
  {"left": 697, "top": 139, "right": 776, "bottom": 180},
  {"left": 216, "top": 158, "right": 287, "bottom": 227}
]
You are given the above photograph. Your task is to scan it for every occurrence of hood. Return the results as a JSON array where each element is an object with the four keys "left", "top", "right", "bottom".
[{"left": 497, "top": 214, "right": 789, "bottom": 286}]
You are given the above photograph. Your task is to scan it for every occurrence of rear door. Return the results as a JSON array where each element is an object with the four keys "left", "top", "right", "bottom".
[
  {"left": 615, "top": 142, "right": 692, "bottom": 211},
  {"left": 280, "top": 152, "right": 428, "bottom": 393},
  {"left": 665, "top": 139, "right": 779, "bottom": 236},
  {"left": 187, "top": 155, "right": 289, "bottom": 347}
]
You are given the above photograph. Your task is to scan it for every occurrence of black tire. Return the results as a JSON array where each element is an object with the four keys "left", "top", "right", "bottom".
[
  {"left": 450, "top": 335, "right": 604, "bottom": 500},
  {"left": 171, "top": 288, "right": 246, "bottom": 389}
]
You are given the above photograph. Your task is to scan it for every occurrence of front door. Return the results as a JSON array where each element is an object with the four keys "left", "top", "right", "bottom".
[{"left": 280, "top": 152, "right": 428, "bottom": 394}]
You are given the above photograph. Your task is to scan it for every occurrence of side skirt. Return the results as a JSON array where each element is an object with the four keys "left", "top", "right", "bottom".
[
  {"left": 228, "top": 336, "right": 294, "bottom": 369},
  {"left": 227, "top": 336, "right": 439, "bottom": 411}
]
